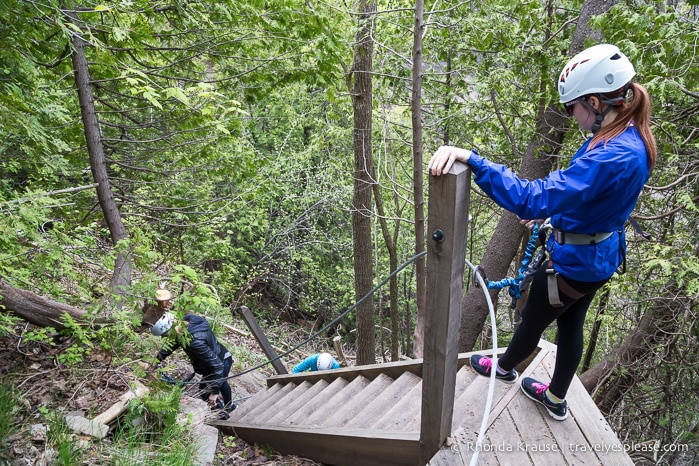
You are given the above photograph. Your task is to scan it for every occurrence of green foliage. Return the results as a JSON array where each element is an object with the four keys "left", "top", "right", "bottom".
[
  {"left": 0, "top": 308, "right": 19, "bottom": 338},
  {"left": 229, "top": 344, "right": 259, "bottom": 371},
  {"left": 55, "top": 314, "right": 94, "bottom": 366},
  {"left": 0, "top": 381, "right": 20, "bottom": 462},
  {"left": 39, "top": 408, "right": 83, "bottom": 466},
  {"left": 110, "top": 385, "right": 197, "bottom": 466},
  {"left": 123, "top": 385, "right": 182, "bottom": 438}
]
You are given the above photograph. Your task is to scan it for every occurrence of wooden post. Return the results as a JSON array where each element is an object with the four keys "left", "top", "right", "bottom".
[
  {"left": 333, "top": 335, "right": 348, "bottom": 366},
  {"left": 238, "top": 306, "right": 288, "bottom": 374},
  {"left": 418, "top": 161, "right": 470, "bottom": 465}
]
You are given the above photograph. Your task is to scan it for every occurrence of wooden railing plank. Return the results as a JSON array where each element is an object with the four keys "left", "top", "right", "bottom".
[{"left": 238, "top": 306, "right": 288, "bottom": 374}]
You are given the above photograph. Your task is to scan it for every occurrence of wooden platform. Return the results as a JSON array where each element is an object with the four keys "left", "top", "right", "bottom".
[
  {"left": 211, "top": 339, "right": 633, "bottom": 465},
  {"left": 429, "top": 340, "right": 632, "bottom": 465}
]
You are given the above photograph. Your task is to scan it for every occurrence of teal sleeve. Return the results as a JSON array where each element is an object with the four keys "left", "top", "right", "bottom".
[{"left": 292, "top": 355, "right": 317, "bottom": 373}]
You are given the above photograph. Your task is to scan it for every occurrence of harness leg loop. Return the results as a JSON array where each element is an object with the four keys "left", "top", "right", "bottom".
[{"left": 546, "top": 264, "right": 564, "bottom": 308}]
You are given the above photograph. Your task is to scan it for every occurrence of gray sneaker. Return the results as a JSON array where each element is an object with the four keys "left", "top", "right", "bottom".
[
  {"left": 469, "top": 354, "right": 518, "bottom": 383},
  {"left": 520, "top": 377, "right": 568, "bottom": 421}
]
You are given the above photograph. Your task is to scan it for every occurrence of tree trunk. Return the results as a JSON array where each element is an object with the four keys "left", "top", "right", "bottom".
[
  {"left": 371, "top": 160, "right": 400, "bottom": 361},
  {"left": 349, "top": 0, "right": 377, "bottom": 366},
  {"left": 0, "top": 278, "right": 87, "bottom": 329},
  {"left": 457, "top": 0, "right": 617, "bottom": 351},
  {"left": 411, "top": 0, "right": 427, "bottom": 359},
  {"left": 579, "top": 292, "right": 680, "bottom": 413},
  {"left": 67, "top": 8, "right": 132, "bottom": 294}
]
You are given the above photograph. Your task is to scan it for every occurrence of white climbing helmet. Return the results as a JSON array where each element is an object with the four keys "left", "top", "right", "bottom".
[
  {"left": 558, "top": 44, "right": 636, "bottom": 104},
  {"left": 151, "top": 312, "right": 175, "bottom": 336},
  {"left": 316, "top": 352, "right": 334, "bottom": 371}
]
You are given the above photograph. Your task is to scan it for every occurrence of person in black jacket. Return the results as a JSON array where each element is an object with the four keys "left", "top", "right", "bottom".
[{"left": 151, "top": 312, "right": 235, "bottom": 412}]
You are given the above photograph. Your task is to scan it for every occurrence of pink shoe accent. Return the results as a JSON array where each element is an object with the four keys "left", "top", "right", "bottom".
[
  {"left": 478, "top": 357, "right": 493, "bottom": 373},
  {"left": 532, "top": 382, "right": 549, "bottom": 395}
]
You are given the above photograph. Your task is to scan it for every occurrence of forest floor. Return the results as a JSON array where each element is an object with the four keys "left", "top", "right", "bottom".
[{"left": 0, "top": 320, "right": 324, "bottom": 466}]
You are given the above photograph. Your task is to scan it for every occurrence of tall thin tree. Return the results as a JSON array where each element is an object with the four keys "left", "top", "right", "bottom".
[
  {"left": 348, "top": 0, "right": 378, "bottom": 365},
  {"left": 66, "top": 6, "right": 132, "bottom": 295},
  {"left": 411, "top": 0, "right": 427, "bottom": 359}
]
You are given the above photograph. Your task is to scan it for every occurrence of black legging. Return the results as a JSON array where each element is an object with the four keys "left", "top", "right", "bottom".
[
  {"left": 498, "top": 265, "right": 607, "bottom": 399},
  {"left": 200, "top": 356, "right": 233, "bottom": 405}
]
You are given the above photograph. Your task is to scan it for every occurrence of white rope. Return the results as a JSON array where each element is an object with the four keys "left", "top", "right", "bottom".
[{"left": 465, "top": 258, "right": 498, "bottom": 466}]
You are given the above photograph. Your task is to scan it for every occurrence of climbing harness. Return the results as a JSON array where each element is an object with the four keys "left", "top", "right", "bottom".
[
  {"left": 474, "top": 222, "right": 549, "bottom": 323},
  {"left": 475, "top": 218, "right": 636, "bottom": 310},
  {"left": 552, "top": 229, "right": 613, "bottom": 245}
]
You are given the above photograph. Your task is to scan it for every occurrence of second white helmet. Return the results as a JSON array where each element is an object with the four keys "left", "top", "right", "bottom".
[
  {"left": 151, "top": 312, "right": 175, "bottom": 336},
  {"left": 558, "top": 44, "right": 635, "bottom": 104},
  {"left": 316, "top": 352, "right": 334, "bottom": 371}
]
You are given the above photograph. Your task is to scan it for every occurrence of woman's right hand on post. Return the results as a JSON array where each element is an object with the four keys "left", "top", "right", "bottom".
[{"left": 427, "top": 146, "right": 472, "bottom": 176}]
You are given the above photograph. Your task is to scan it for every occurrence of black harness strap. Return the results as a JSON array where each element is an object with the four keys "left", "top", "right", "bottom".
[{"left": 546, "top": 260, "right": 586, "bottom": 307}]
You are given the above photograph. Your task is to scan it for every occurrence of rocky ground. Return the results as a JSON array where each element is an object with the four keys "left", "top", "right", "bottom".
[{"left": 0, "top": 322, "right": 322, "bottom": 465}]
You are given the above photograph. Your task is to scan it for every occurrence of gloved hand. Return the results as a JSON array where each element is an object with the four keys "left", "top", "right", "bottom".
[{"left": 159, "top": 373, "right": 176, "bottom": 385}]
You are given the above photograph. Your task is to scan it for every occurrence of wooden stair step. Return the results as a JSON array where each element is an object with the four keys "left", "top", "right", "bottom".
[
  {"left": 370, "top": 376, "right": 422, "bottom": 431},
  {"left": 217, "top": 423, "right": 420, "bottom": 466},
  {"left": 236, "top": 382, "right": 298, "bottom": 423},
  {"left": 304, "top": 375, "right": 371, "bottom": 427},
  {"left": 454, "top": 364, "right": 479, "bottom": 395},
  {"left": 283, "top": 377, "right": 350, "bottom": 427},
  {"left": 344, "top": 372, "right": 422, "bottom": 429},
  {"left": 315, "top": 373, "right": 395, "bottom": 428},
  {"left": 451, "top": 372, "right": 511, "bottom": 432},
  {"left": 229, "top": 382, "right": 284, "bottom": 420},
  {"left": 403, "top": 365, "right": 477, "bottom": 432},
  {"left": 264, "top": 380, "right": 329, "bottom": 425},
  {"left": 245, "top": 380, "right": 322, "bottom": 424}
]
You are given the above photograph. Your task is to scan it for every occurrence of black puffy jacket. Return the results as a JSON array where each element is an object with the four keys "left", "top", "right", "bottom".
[{"left": 157, "top": 314, "right": 231, "bottom": 393}]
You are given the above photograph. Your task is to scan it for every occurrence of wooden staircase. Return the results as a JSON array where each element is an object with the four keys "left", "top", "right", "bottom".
[
  {"left": 214, "top": 163, "right": 476, "bottom": 466},
  {"left": 213, "top": 349, "right": 533, "bottom": 466},
  {"left": 213, "top": 342, "right": 636, "bottom": 466}
]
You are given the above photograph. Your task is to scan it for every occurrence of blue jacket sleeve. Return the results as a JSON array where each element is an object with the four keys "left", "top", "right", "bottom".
[
  {"left": 292, "top": 355, "right": 318, "bottom": 373},
  {"left": 467, "top": 149, "right": 605, "bottom": 222},
  {"left": 467, "top": 134, "right": 648, "bottom": 234}
]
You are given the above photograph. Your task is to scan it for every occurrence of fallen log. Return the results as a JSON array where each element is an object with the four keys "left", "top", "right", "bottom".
[
  {"left": 66, "top": 380, "right": 149, "bottom": 439},
  {"left": 92, "top": 380, "right": 149, "bottom": 426},
  {"left": 0, "top": 278, "right": 88, "bottom": 329}
]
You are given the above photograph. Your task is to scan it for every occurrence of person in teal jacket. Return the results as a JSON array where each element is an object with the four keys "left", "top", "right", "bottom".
[
  {"left": 428, "top": 44, "right": 657, "bottom": 421},
  {"left": 292, "top": 352, "right": 341, "bottom": 373}
]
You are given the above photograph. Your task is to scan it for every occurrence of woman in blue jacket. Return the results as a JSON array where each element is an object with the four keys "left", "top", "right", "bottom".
[{"left": 428, "top": 44, "right": 657, "bottom": 421}]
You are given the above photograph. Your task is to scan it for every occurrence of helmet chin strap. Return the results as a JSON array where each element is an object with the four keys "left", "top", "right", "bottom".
[
  {"left": 582, "top": 85, "right": 630, "bottom": 133},
  {"left": 579, "top": 97, "right": 615, "bottom": 133}
]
